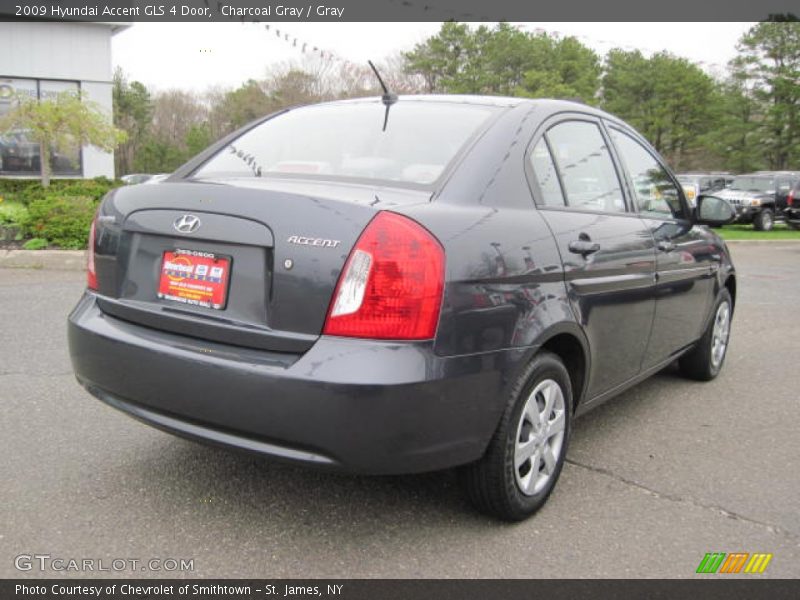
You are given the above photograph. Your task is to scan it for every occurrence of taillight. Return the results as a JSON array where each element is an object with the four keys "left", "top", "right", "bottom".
[
  {"left": 87, "top": 214, "right": 98, "bottom": 290},
  {"left": 323, "top": 211, "right": 445, "bottom": 340},
  {"left": 789, "top": 189, "right": 795, "bottom": 206}
]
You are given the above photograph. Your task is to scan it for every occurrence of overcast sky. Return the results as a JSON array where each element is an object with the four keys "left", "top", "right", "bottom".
[{"left": 112, "top": 22, "right": 756, "bottom": 92}]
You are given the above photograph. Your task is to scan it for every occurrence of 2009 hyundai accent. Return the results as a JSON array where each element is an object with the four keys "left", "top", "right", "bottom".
[{"left": 68, "top": 96, "right": 736, "bottom": 521}]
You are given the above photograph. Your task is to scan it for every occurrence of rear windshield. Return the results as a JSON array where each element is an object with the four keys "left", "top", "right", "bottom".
[
  {"left": 193, "top": 101, "right": 499, "bottom": 186},
  {"left": 730, "top": 177, "right": 774, "bottom": 192}
]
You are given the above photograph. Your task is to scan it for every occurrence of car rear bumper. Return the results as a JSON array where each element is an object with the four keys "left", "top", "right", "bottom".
[{"left": 68, "top": 293, "right": 516, "bottom": 474}]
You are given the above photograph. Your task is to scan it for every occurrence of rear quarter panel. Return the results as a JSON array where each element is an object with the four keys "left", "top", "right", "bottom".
[{"left": 396, "top": 102, "right": 580, "bottom": 387}]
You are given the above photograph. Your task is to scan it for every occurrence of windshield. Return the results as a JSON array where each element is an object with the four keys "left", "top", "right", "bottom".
[
  {"left": 193, "top": 101, "right": 499, "bottom": 186},
  {"left": 730, "top": 177, "right": 774, "bottom": 193}
]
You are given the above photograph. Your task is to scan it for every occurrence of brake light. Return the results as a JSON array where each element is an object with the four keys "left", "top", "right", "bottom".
[
  {"left": 87, "top": 214, "right": 98, "bottom": 290},
  {"left": 323, "top": 211, "right": 445, "bottom": 340},
  {"left": 789, "top": 189, "right": 795, "bottom": 206}
]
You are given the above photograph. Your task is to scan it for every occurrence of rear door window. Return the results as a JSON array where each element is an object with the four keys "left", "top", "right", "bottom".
[
  {"left": 528, "top": 138, "right": 566, "bottom": 207},
  {"left": 544, "top": 121, "right": 626, "bottom": 213}
]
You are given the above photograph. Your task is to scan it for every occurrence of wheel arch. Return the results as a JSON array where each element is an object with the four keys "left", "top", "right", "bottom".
[
  {"left": 722, "top": 273, "right": 736, "bottom": 307},
  {"left": 724, "top": 273, "right": 737, "bottom": 312},
  {"left": 538, "top": 329, "right": 590, "bottom": 413}
]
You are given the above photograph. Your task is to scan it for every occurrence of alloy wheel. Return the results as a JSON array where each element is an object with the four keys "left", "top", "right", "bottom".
[
  {"left": 710, "top": 301, "right": 731, "bottom": 368},
  {"left": 514, "top": 379, "right": 566, "bottom": 496}
]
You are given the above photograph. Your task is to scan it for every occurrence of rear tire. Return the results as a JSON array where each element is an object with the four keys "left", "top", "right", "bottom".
[
  {"left": 753, "top": 208, "right": 774, "bottom": 231},
  {"left": 679, "top": 289, "right": 732, "bottom": 381},
  {"left": 787, "top": 221, "right": 800, "bottom": 231},
  {"left": 462, "top": 352, "right": 573, "bottom": 521}
]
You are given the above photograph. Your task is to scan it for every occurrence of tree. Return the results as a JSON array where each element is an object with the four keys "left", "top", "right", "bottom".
[
  {"left": 403, "top": 22, "right": 476, "bottom": 93},
  {"left": 730, "top": 22, "right": 800, "bottom": 169},
  {"left": 403, "top": 23, "right": 600, "bottom": 102},
  {"left": 213, "top": 79, "right": 273, "bottom": 131},
  {"left": 367, "top": 53, "right": 426, "bottom": 95},
  {"left": 128, "top": 89, "right": 209, "bottom": 172},
  {"left": 519, "top": 34, "right": 601, "bottom": 102},
  {"left": 267, "top": 69, "right": 324, "bottom": 107},
  {"left": 185, "top": 123, "right": 213, "bottom": 157},
  {"left": 0, "top": 90, "right": 126, "bottom": 186},
  {"left": 698, "top": 76, "right": 766, "bottom": 173},
  {"left": 132, "top": 137, "right": 186, "bottom": 173},
  {"left": 602, "top": 50, "right": 720, "bottom": 169},
  {"left": 112, "top": 68, "right": 152, "bottom": 176},
  {"left": 150, "top": 90, "right": 207, "bottom": 148}
]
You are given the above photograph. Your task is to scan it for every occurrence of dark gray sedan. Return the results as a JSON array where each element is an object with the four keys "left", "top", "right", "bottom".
[{"left": 68, "top": 96, "right": 736, "bottom": 520}]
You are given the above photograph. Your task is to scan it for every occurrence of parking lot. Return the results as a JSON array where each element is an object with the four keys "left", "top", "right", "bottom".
[{"left": 1, "top": 243, "right": 798, "bottom": 578}]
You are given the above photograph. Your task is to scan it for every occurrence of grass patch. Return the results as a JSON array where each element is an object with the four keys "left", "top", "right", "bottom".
[{"left": 716, "top": 223, "right": 800, "bottom": 240}]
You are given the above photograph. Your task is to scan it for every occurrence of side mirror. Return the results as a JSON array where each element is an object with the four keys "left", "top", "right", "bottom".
[{"left": 695, "top": 194, "right": 735, "bottom": 227}]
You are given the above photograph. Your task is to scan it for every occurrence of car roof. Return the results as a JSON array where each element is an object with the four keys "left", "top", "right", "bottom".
[
  {"left": 318, "top": 94, "right": 524, "bottom": 109},
  {"left": 320, "top": 94, "right": 607, "bottom": 113},
  {"left": 318, "top": 95, "right": 629, "bottom": 133}
]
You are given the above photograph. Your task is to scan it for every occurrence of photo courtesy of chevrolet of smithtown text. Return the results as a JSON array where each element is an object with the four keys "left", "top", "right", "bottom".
[{"left": 0, "top": 0, "right": 798, "bottom": 598}]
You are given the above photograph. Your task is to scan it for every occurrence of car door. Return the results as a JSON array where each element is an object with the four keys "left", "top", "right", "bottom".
[
  {"left": 776, "top": 177, "right": 793, "bottom": 213},
  {"left": 526, "top": 117, "right": 657, "bottom": 399},
  {"left": 606, "top": 125, "right": 716, "bottom": 368}
]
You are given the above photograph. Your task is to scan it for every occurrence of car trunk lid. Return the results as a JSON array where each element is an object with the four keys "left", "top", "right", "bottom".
[{"left": 92, "top": 179, "right": 431, "bottom": 353}]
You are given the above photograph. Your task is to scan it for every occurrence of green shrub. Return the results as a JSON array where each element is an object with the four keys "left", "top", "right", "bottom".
[
  {"left": 0, "top": 179, "right": 39, "bottom": 196},
  {"left": 0, "top": 177, "right": 123, "bottom": 206},
  {"left": 24, "top": 194, "right": 97, "bottom": 249},
  {"left": 22, "top": 237, "right": 48, "bottom": 250},
  {"left": 0, "top": 201, "right": 29, "bottom": 228},
  {"left": 0, "top": 201, "right": 29, "bottom": 242}
]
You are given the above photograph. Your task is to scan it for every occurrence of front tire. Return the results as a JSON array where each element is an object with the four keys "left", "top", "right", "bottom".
[
  {"left": 463, "top": 352, "right": 573, "bottom": 521},
  {"left": 753, "top": 208, "right": 774, "bottom": 231},
  {"left": 679, "top": 289, "right": 732, "bottom": 381}
]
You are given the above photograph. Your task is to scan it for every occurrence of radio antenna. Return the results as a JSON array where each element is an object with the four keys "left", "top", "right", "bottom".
[{"left": 368, "top": 60, "right": 397, "bottom": 131}]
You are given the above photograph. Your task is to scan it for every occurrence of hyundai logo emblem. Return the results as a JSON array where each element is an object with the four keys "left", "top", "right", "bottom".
[{"left": 173, "top": 214, "right": 201, "bottom": 234}]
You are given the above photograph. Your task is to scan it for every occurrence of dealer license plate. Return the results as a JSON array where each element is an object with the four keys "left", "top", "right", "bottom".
[{"left": 157, "top": 250, "right": 231, "bottom": 310}]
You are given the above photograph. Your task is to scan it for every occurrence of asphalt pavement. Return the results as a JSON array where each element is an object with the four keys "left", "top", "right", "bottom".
[{"left": 1, "top": 243, "right": 798, "bottom": 578}]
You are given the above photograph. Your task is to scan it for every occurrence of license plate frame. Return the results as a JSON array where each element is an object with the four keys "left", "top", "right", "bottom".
[{"left": 157, "top": 250, "right": 232, "bottom": 310}]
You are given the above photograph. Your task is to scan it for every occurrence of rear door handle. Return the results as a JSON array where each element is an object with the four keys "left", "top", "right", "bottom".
[
  {"left": 568, "top": 240, "right": 601, "bottom": 256},
  {"left": 657, "top": 241, "right": 676, "bottom": 252}
]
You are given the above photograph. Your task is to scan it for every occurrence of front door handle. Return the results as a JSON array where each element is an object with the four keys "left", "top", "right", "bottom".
[
  {"left": 568, "top": 240, "right": 601, "bottom": 256},
  {"left": 657, "top": 240, "right": 676, "bottom": 253}
]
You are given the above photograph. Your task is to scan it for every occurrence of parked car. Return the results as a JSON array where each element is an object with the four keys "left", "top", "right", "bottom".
[
  {"left": 676, "top": 172, "right": 732, "bottom": 207},
  {"left": 715, "top": 171, "right": 800, "bottom": 230},
  {"left": 121, "top": 173, "right": 154, "bottom": 185},
  {"left": 68, "top": 96, "right": 737, "bottom": 521},
  {"left": 783, "top": 179, "right": 800, "bottom": 230},
  {"left": 0, "top": 129, "right": 40, "bottom": 172}
]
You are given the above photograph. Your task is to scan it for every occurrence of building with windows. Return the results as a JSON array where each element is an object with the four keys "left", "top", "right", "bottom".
[{"left": 0, "top": 21, "right": 128, "bottom": 179}]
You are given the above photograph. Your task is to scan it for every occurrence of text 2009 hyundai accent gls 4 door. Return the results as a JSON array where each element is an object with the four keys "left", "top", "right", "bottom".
[{"left": 68, "top": 96, "right": 736, "bottom": 521}]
